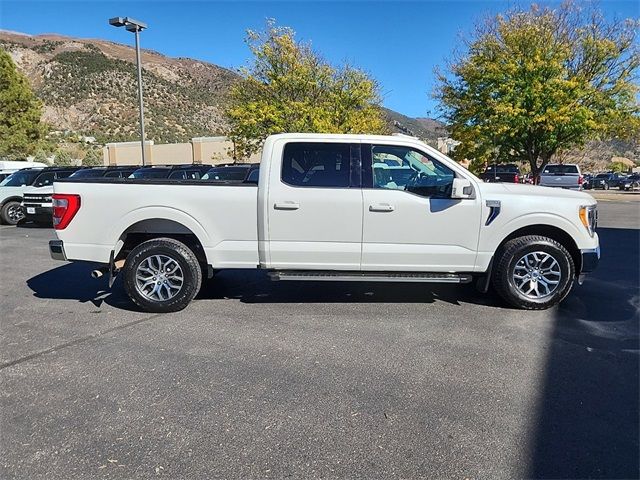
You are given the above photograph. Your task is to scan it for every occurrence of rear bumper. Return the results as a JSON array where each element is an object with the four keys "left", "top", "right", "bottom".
[
  {"left": 580, "top": 246, "right": 600, "bottom": 274},
  {"left": 49, "top": 240, "right": 67, "bottom": 261}
]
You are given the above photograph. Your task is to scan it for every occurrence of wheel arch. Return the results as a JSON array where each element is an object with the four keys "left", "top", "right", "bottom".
[
  {"left": 0, "top": 195, "right": 24, "bottom": 208},
  {"left": 115, "top": 218, "right": 208, "bottom": 267},
  {"left": 496, "top": 224, "right": 581, "bottom": 274}
]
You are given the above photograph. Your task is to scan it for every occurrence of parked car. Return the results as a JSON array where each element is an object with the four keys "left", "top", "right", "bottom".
[
  {"left": 479, "top": 164, "right": 520, "bottom": 183},
  {"left": 202, "top": 163, "right": 260, "bottom": 182},
  {"left": 0, "top": 168, "right": 46, "bottom": 224},
  {"left": 129, "top": 164, "right": 211, "bottom": 180},
  {"left": 49, "top": 133, "right": 599, "bottom": 313},
  {"left": 539, "top": 164, "right": 583, "bottom": 190},
  {"left": 619, "top": 173, "right": 640, "bottom": 191},
  {"left": 589, "top": 172, "right": 624, "bottom": 190},
  {"left": 21, "top": 166, "right": 139, "bottom": 225},
  {"left": 581, "top": 174, "right": 593, "bottom": 190},
  {"left": 0, "top": 160, "right": 48, "bottom": 182},
  {"left": 21, "top": 167, "right": 81, "bottom": 224}
]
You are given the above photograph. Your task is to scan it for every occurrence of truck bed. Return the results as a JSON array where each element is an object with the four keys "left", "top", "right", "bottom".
[{"left": 53, "top": 178, "right": 259, "bottom": 268}]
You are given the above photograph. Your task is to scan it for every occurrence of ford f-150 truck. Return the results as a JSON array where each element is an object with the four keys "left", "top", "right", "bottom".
[{"left": 49, "top": 133, "right": 599, "bottom": 313}]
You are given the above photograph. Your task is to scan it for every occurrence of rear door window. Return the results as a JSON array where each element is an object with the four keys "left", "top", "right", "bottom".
[{"left": 282, "top": 142, "right": 351, "bottom": 188}]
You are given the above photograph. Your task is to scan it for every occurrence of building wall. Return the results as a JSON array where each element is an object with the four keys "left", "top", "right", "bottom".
[{"left": 103, "top": 136, "right": 259, "bottom": 166}]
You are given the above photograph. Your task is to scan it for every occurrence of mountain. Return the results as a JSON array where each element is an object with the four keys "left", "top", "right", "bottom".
[{"left": 0, "top": 31, "right": 447, "bottom": 146}]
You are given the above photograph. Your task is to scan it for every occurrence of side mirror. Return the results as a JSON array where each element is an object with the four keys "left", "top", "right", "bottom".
[{"left": 451, "top": 177, "right": 474, "bottom": 199}]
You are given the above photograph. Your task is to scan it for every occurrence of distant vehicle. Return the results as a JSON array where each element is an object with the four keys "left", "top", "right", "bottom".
[
  {"left": 70, "top": 166, "right": 139, "bottom": 179},
  {"left": 582, "top": 174, "right": 593, "bottom": 189},
  {"left": 129, "top": 165, "right": 212, "bottom": 180},
  {"left": 0, "top": 161, "right": 48, "bottom": 183},
  {"left": 619, "top": 173, "right": 640, "bottom": 191},
  {"left": 589, "top": 172, "right": 624, "bottom": 190},
  {"left": 479, "top": 164, "right": 520, "bottom": 183},
  {"left": 539, "top": 164, "right": 583, "bottom": 190},
  {"left": 21, "top": 167, "right": 81, "bottom": 224},
  {"left": 22, "top": 167, "right": 140, "bottom": 225},
  {"left": 0, "top": 168, "right": 46, "bottom": 224},
  {"left": 202, "top": 163, "right": 260, "bottom": 182}
]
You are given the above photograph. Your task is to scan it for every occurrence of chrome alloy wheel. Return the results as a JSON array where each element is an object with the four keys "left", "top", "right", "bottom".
[
  {"left": 513, "top": 251, "right": 561, "bottom": 299},
  {"left": 135, "top": 254, "right": 184, "bottom": 302},
  {"left": 7, "top": 204, "right": 24, "bottom": 222}
]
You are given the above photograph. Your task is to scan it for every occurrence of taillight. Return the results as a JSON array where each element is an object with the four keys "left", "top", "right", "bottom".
[
  {"left": 514, "top": 174, "right": 519, "bottom": 183},
  {"left": 52, "top": 194, "right": 81, "bottom": 230},
  {"left": 578, "top": 175, "right": 584, "bottom": 185}
]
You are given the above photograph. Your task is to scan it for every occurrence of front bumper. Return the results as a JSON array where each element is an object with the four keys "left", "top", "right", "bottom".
[
  {"left": 23, "top": 204, "right": 52, "bottom": 222},
  {"left": 580, "top": 246, "right": 600, "bottom": 274},
  {"left": 49, "top": 240, "right": 67, "bottom": 261}
]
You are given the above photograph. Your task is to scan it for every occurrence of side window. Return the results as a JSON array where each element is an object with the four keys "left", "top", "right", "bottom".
[
  {"left": 185, "top": 170, "right": 201, "bottom": 180},
  {"left": 33, "top": 172, "right": 55, "bottom": 187},
  {"left": 282, "top": 142, "right": 351, "bottom": 188},
  {"left": 168, "top": 171, "right": 186, "bottom": 180},
  {"left": 370, "top": 145, "right": 455, "bottom": 198},
  {"left": 55, "top": 171, "right": 74, "bottom": 180},
  {"left": 104, "top": 171, "right": 121, "bottom": 178}
]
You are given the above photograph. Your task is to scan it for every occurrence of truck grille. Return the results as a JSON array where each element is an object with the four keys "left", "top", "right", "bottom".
[{"left": 22, "top": 194, "right": 52, "bottom": 206}]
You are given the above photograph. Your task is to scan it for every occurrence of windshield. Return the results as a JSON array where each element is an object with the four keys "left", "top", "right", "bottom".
[
  {"left": 543, "top": 165, "right": 579, "bottom": 174},
  {"left": 0, "top": 170, "right": 40, "bottom": 187},
  {"left": 486, "top": 164, "right": 519, "bottom": 173},
  {"left": 129, "top": 169, "right": 170, "bottom": 179},
  {"left": 70, "top": 169, "right": 106, "bottom": 178},
  {"left": 202, "top": 167, "right": 248, "bottom": 181}
]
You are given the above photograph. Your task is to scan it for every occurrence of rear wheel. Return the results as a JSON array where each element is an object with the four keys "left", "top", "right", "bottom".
[
  {"left": 492, "top": 235, "right": 575, "bottom": 310},
  {"left": 0, "top": 201, "right": 24, "bottom": 225},
  {"left": 123, "top": 238, "right": 202, "bottom": 313}
]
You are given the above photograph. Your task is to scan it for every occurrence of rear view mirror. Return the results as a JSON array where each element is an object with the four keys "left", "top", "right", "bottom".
[{"left": 451, "top": 177, "right": 474, "bottom": 199}]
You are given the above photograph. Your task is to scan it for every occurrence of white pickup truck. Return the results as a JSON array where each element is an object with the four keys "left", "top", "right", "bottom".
[{"left": 49, "top": 133, "right": 599, "bottom": 313}]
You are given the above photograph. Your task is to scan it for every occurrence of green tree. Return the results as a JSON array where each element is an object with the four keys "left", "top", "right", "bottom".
[
  {"left": 226, "top": 21, "right": 386, "bottom": 158},
  {"left": 54, "top": 149, "right": 73, "bottom": 166},
  {"left": 0, "top": 48, "right": 47, "bottom": 158},
  {"left": 82, "top": 148, "right": 102, "bottom": 166},
  {"left": 435, "top": 3, "right": 639, "bottom": 178}
]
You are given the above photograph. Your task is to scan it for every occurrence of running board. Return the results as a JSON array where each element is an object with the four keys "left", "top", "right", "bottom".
[{"left": 269, "top": 271, "right": 473, "bottom": 284}]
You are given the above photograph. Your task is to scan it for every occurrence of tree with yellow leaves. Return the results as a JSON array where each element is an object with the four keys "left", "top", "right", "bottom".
[
  {"left": 436, "top": 3, "right": 639, "bottom": 178},
  {"left": 226, "top": 21, "right": 386, "bottom": 158}
]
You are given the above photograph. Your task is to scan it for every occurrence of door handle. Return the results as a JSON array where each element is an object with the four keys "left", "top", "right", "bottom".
[
  {"left": 274, "top": 201, "right": 300, "bottom": 210},
  {"left": 369, "top": 204, "right": 395, "bottom": 212}
]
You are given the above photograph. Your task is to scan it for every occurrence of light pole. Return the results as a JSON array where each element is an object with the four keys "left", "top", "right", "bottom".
[{"left": 109, "top": 16, "right": 148, "bottom": 166}]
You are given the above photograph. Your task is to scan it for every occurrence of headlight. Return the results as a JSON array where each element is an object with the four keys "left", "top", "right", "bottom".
[{"left": 579, "top": 205, "right": 597, "bottom": 237}]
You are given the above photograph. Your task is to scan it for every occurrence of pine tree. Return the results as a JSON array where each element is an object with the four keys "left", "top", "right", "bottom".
[{"left": 0, "top": 48, "right": 47, "bottom": 158}]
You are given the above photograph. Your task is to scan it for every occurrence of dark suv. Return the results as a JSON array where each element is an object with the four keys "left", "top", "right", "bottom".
[
  {"left": 479, "top": 164, "right": 520, "bottom": 183},
  {"left": 202, "top": 163, "right": 260, "bottom": 183},
  {"left": 590, "top": 172, "right": 624, "bottom": 190},
  {"left": 129, "top": 164, "right": 212, "bottom": 180}
]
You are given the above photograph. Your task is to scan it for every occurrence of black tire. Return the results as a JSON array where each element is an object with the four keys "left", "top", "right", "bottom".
[
  {"left": 604, "top": 183, "right": 609, "bottom": 190},
  {"left": 492, "top": 235, "right": 575, "bottom": 310},
  {"left": 0, "top": 201, "right": 24, "bottom": 225},
  {"left": 123, "top": 238, "right": 202, "bottom": 313}
]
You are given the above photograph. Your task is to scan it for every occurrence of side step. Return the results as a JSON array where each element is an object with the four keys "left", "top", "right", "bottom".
[{"left": 269, "top": 271, "right": 473, "bottom": 284}]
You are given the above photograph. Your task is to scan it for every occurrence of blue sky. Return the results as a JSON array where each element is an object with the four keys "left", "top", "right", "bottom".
[{"left": 1, "top": 1, "right": 638, "bottom": 118}]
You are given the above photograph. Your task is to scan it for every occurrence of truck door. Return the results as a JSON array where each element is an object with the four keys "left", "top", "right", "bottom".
[
  {"left": 361, "top": 143, "right": 482, "bottom": 272},
  {"left": 266, "top": 141, "right": 363, "bottom": 270}
]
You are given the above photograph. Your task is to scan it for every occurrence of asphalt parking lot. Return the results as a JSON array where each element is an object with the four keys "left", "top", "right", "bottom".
[{"left": 1, "top": 201, "right": 638, "bottom": 479}]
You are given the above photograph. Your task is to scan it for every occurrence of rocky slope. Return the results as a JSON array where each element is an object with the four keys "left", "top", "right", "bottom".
[{"left": 0, "top": 30, "right": 447, "bottom": 145}]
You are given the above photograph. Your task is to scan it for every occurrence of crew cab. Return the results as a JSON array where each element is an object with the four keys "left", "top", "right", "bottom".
[{"left": 49, "top": 134, "right": 600, "bottom": 313}]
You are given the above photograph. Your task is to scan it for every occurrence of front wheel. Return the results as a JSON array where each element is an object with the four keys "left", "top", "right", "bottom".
[
  {"left": 492, "top": 235, "right": 575, "bottom": 310},
  {"left": 1, "top": 201, "right": 24, "bottom": 225},
  {"left": 123, "top": 238, "right": 202, "bottom": 313}
]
